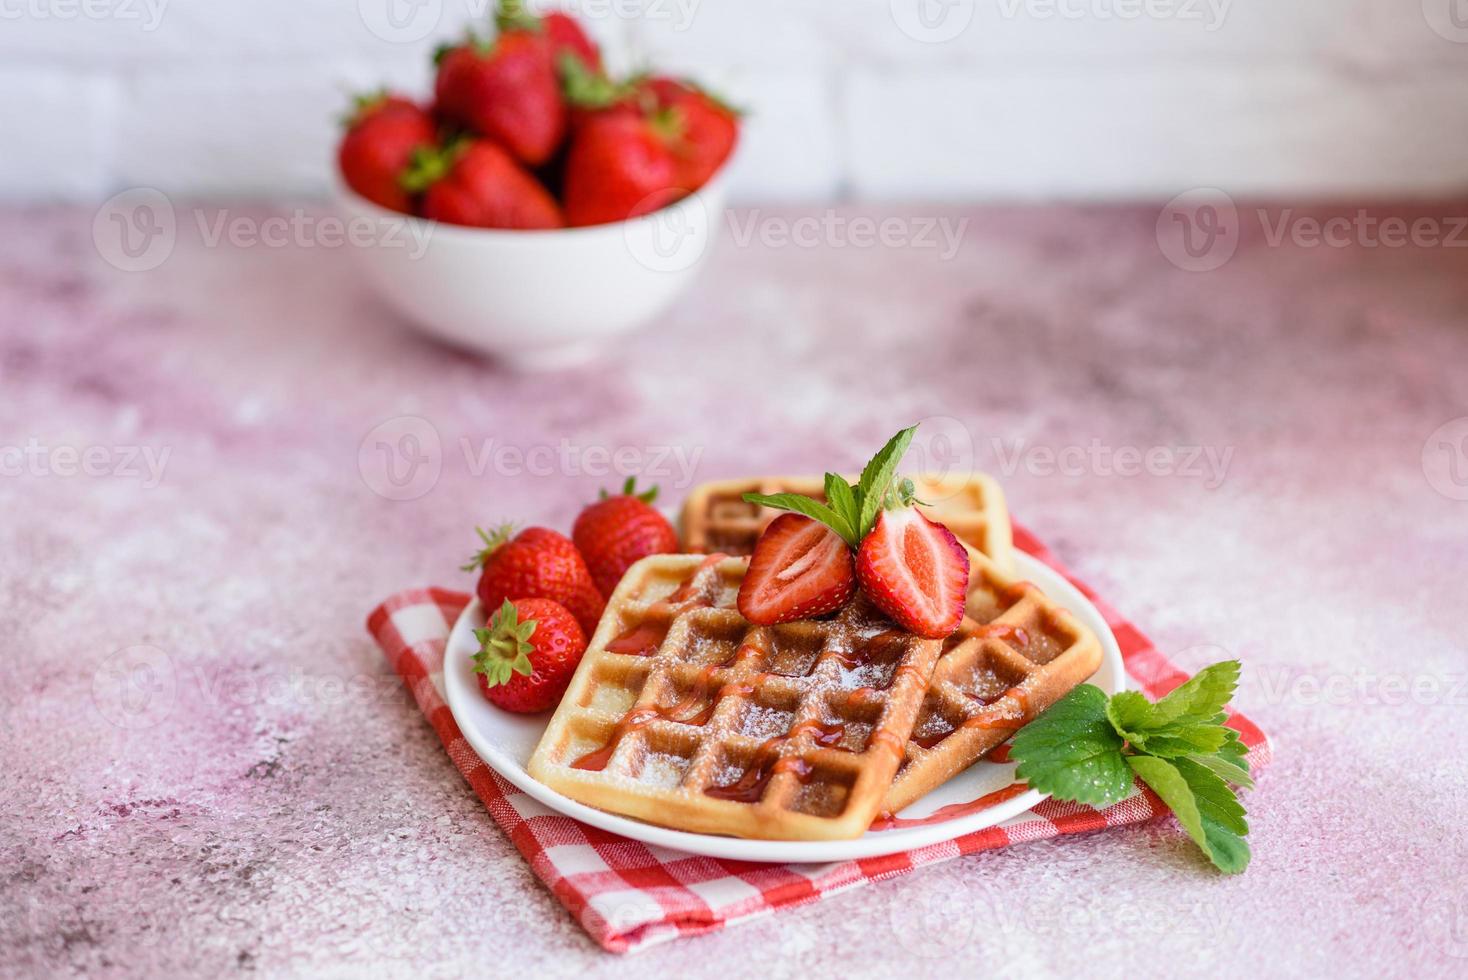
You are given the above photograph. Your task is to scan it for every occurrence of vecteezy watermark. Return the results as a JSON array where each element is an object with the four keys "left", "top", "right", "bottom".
[
  {"left": 91, "top": 646, "right": 412, "bottom": 730},
  {"left": 359, "top": 416, "right": 444, "bottom": 502},
  {"left": 92, "top": 645, "right": 177, "bottom": 730},
  {"left": 356, "top": 416, "right": 706, "bottom": 501},
  {"left": 0, "top": 0, "right": 169, "bottom": 31},
  {"left": 725, "top": 211, "right": 970, "bottom": 261},
  {"left": 624, "top": 189, "right": 714, "bottom": 273},
  {"left": 1244, "top": 665, "right": 1468, "bottom": 709},
  {"left": 357, "top": 0, "right": 444, "bottom": 43},
  {"left": 1257, "top": 210, "right": 1468, "bottom": 250},
  {"left": 0, "top": 438, "right": 170, "bottom": 488},
  {"left": 194, "top": 208, "right": 434, "bottom": 259},
  {"left": 997, "top": 0, "right": 1231, "bottom": 29},
  {"left": 1421, "top": 884, "right": 1468, "bottom": 958},
  {"left": 887, "top": 874, "right": 1238, "bottom": 958},
  {"left": 890, "top": 0, "right": 976, "bottom": 43},
  {"left": 1422, "top": 0, "right": 1468, "bottom": 44},
  {"left": 94, "top": 190, "right": 436, "bottom": 272},
  {"left": 1156, "top": 188, "right": 1240, "bottom": 273},
  {"left": 989, "top": 437, "right": 1233, "bottom": 488},
  {"left": 460, "top": 437, "right": 703, "bottom": 486},
  {"left": 93, "top": 187, "right": 177, "bottom": 272},
  {"left": 1424, "top": 417, "right": 1468, "bottom": 502},
  {"left": 1158, "top": 189, "right": 1468, "bottom": 271},
  {"left": 358, "top": 0, "right": 702, "bottom": 44}
]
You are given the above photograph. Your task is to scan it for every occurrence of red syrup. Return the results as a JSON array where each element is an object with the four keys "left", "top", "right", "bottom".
[
  {"left": 703, "top": 720, "right": 840, "bottom": 803},
  {"left": 603, "top": 554, "right": 731, "bottom": 657},
  {"left": 974, "top": 622, "right": 1031, "bottom": 648}
]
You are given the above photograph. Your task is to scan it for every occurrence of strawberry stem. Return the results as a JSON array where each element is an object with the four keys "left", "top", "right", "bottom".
[
  {"left": 461, "top": 522, "right": 516, "bottom": 571},
  {"left": 495, "top": 0, "right": 542, "bottom": 33},
  {"left": 472, "top": 599, "right": 537, "bottom": 687}
]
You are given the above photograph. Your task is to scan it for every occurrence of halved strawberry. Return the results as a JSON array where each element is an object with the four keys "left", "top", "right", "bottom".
[
  {"left": 855, "top": 507, "right": 969, "bottom": 639},
  {"left": 739, "top": 424, "right": 970, "bottom": 638},
  {"left": 737, "top": 513, "right": 856, "bottom": 625}
]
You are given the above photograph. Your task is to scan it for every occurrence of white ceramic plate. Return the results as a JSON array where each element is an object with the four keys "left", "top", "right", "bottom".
[{"left": 443, "top": 552, "right": 1126, "bottom": 862}]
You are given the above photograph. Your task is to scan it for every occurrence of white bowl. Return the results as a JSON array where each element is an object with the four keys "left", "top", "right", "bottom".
[{"left": 335, "top": 168, "right": 730, "bottom": 370}]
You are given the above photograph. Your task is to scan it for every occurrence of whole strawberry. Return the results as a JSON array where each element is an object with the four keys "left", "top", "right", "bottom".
[
  {"left": 644, "top": 78, "right": 739, "bottom": 191},
  {"left": 466, "top": 525, "right": 604, "bottom": 635},
  {"left": 562, "top": 110, "right": 685, "bottom": 227},
  {"left": 572, "top": 478, "right": 680, "bottom": 598},
  {"left": 337, "top": 92, "right": 437, "bottom": 213},
  {"left": 403, "top": 139, "right": 562, "bottom": 229},
  {"left": 434, "top": 28, "right": 565, "bottom": 166},
  {"left": 473, "top": 598, "right": 587, "bottom": 713},
  {"left": 496, "top": 0, "right": 602, "bottom": 73}
]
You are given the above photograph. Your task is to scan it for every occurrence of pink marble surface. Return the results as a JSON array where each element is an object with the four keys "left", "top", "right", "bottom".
[{"left": 2, "top": 202, "right": 1466, "bottom": 977}]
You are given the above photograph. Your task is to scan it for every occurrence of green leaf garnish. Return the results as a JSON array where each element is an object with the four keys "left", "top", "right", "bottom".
[
  {"left": 740, "top": 492, "right": 857, "bottom": 547},
  {"left": 855, "top": 426, "right": 916, "bottom": 539},
  {"left": 1011, "top": 685, "right": 1133, "bottom": 806},
  {"left": 1128, "top": 756, "right": 1251, "bottom": 874},
  {"left": 741, "top": 425, "right": 919, "bottom": 547},
  {"left": 1010, "top": 661, "right": 1255, "bottom": 874}
]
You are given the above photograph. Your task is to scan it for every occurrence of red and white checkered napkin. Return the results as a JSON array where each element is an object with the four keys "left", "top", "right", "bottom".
[{"left": 366, "top": 523, "right": 1270, "bottom": 954}]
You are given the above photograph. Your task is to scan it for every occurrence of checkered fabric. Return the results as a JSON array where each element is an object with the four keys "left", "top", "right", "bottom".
[{"left": 365, "top": 523, "right": 1270, "bottom": 953}]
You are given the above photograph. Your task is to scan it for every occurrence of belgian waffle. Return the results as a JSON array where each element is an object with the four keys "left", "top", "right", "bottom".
[
  {"left": 526, "top": 554, "right": 943, "bottom": 841},
  {"left": 679, "top": 472, "right": 1015, "bottom": 574},
  {"left": 884, "top": 547, "right": 1102, "bottom": 813}
]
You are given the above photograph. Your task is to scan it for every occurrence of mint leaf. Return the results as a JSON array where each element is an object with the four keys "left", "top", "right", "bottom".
[
  {"left": 1108, "top": 690, "right": 1232, "bottom": 757},
  {"left": 1127, "top": 723, "right": 1230, "bottom": 758},
  {"left": 1149, "top": 660, "right": 1241, "bottom": 725},
  {"left": 855, "top": 426, "right": 917, "bottom": 539},
  {"left": 1127, "top": 755, "right": 1250, "bottom": 874},
  {"left": 1190, "top": 750, "right": 1255, "bottom": 790},
  {"left": 823, "top": 473, "right": 860, "bottom": 539},
  {"left": 740, "top": 492, "right": 856, "bottom": 547},
  {"left": 1011, "top": 685, "right": 1133, "bottom": 806},
  {"left": 1216, "top": 727, "right": 1250, "bottom": 769}
]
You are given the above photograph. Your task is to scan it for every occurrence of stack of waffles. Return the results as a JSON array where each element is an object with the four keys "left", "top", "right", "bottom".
[{"left": 526, "top": 473, "right": 1102, "bottom": 841}]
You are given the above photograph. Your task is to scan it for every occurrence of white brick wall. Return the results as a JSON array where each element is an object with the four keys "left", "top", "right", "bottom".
[{"left": 3, "top": 0, "right": 1467, "bottom": 202}]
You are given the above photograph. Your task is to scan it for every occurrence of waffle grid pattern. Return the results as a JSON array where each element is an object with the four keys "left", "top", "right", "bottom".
[
  {"left": 528, "top": 555, "right": 942, "bottom": 841},
  {"left": 886, "top": 550, "right": 1103, "bottom": 811}
]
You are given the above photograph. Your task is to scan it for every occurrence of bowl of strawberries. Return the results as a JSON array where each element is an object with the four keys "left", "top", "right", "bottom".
[{"left": 335, "top": 2, "right": 740, "bottom": 370}]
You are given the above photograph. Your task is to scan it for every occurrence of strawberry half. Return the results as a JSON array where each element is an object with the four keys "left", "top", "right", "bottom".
[
  {"left": 738, "top": 424, "right": 970, "bottom": 638},
  {"left": 855, "top": 507, "right": 969, "bottom": 639},
  {"left": 737, "top": 513, "right": 856, "bottom": 625}
]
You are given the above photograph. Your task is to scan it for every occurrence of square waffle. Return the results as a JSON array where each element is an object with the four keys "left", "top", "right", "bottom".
[
  {"left": 883, "top": 547, "right": 1102, "bottom": 813},
  {"left": 526, "top": 554, "right": 944, "bottom": 841},
  {"left": 679, "top": 472, "right": 1015, "bottom": 574}
]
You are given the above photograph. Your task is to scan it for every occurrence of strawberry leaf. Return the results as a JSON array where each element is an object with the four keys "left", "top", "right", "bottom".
[
  {"left": 1128, "top": 755, "right": 1250, "bottom": 874},
  {"left": 1148, "top": 660, "right": 1242, "bottom": 726},
  {"left": 1189, "top": 749, "right": 1255, "bottom": 790},
  {"left": 741, "top": 492, "right": 856, "bottom": 548},
  {"left": 1010, "top": 685, "right": 1133, "bottom": 807}
]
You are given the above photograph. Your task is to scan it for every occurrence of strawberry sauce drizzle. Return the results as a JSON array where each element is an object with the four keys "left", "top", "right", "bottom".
[
  {"left": 703, "top": 720, "right": 845, "bottom": 803},
  {"left": 959, "top": 686, "right": 1029, "bottom": 732},
  {"left": 973, "top": 622, "right": 1030, "bottom": 648},
  {"left": 870, "top": 782, "right": 1029, "bottom": 831},
  {"left": 604, "top": 554, "right": 730, "bottom": 657}
]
